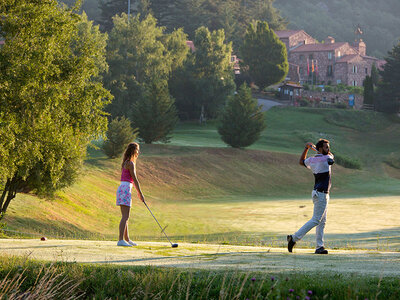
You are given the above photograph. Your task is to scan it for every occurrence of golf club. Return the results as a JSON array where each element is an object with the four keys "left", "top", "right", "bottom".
[
  {"left": 143, "top": 201, "right": 178, "bottom": 248},
  {"left": 310, "top": 146, "right": 320, "bottom": 153}
]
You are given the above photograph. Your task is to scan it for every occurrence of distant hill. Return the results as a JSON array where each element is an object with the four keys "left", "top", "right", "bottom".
[
  {"left": 274, "top": 0, "right": 400, "bottom": 58},
  {"left": 66, "top": 0, "right": 399, "bottom": 58}
]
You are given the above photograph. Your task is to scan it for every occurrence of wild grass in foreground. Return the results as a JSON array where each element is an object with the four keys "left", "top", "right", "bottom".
[{"left": 0, "top": 255, "right": 399, "bottom": 299}]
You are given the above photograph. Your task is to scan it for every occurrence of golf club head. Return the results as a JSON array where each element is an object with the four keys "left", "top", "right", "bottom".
[{"left": 171, "top": 243, "right": 178, "bottom": 248}]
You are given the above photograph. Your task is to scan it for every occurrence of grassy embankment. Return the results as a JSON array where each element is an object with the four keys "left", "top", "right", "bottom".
[{"left": 3, "top": 107, "right": 400, "bottom": 249}]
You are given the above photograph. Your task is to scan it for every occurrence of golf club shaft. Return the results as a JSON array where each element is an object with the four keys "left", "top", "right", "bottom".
[
  {"left": 310, "top": 146, "right": 320, "bottom": 153},
  {"left": 143, "top": 201, "right": 173, "bottom": 245}
]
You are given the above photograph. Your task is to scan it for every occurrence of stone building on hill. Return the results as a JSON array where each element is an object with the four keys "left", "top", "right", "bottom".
[{"left": 275, "top": 30, "right": 385, "bottom": 87}]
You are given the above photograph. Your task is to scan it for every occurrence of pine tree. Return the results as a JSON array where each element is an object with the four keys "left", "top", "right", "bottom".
[
  {"left": 131, "top": 81, "right": 178, "bottom": 143},
  {"left": 218, "top": 83, "right": 266, "bottom": 148},
  {"left": 103, "top": 117, "right": 139, "bottom": 158}
]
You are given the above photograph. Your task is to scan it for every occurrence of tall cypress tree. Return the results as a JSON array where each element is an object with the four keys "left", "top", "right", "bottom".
[
  {"left": 363, "top": 75, "right": 374, "bottom": 106},
  {"left": 375, "top": 42, "right": 400, "bottom": 113}
]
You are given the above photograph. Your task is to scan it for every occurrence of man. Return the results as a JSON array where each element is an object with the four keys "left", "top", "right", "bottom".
[{"left": 287, "top": 139, "right": 334, "bottom": 254}]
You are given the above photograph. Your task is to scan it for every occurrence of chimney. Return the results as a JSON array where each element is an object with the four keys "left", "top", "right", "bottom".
[
  {"left": 325, "top": 36, "right": 335, "bottom": 44},
  {"left": 353, "top": 39, "right": 366, "bottom": 56}
]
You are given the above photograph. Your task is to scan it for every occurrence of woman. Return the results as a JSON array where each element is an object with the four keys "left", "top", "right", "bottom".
[{"left": 116, "top": 142, "right": 145, "bottom": 246}]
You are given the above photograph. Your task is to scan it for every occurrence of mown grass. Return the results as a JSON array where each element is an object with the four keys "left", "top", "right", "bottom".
[
  {"left": 3, "top": 107, "right": 400, "bottom": 248},
  {"left": 1, "top": 255, "right": 400, "bottom": 299}
]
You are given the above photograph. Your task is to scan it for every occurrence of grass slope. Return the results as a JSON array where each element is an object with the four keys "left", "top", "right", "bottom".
[{"left": 3, "top": 108, "right": 400, "bottom": 249}]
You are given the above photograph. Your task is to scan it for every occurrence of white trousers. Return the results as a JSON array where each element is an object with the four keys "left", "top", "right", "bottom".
[{"left": 293, "top": 190, "right": 329, "bottom": 249}]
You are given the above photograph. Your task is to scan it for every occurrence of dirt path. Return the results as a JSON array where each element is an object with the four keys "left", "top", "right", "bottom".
[{"left": 1, "top": 239, "right": 399, "bottom": 277}]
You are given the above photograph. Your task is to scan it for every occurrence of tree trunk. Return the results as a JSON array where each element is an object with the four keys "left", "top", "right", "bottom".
[{"left": 0, "top": 176, "right": 20, "bottom": 220}]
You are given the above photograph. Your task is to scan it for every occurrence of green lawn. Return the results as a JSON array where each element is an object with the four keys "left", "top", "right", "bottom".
[{"left": 3, "top": 107, "right": 400, "bottom": 250}]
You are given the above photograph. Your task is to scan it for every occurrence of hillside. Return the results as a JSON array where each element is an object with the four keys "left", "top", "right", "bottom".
[
  {"left": 3, "top": 107, "right": 400, "bottom": 248},
  {"left": 64, "top": 0, "right": 399, "bottom": 58},
  {"left": 275, "top": 0, "right": 400, "bottom": 58}
]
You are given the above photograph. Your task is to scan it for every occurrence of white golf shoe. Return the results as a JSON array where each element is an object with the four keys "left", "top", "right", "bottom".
[{"left": 117, "top": 240, "right": 132, "bottom": 247}]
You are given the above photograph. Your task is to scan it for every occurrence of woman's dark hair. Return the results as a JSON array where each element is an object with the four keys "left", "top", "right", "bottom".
[
  {"left": 122, "top": 142, "right": 139, "bottom": 168},
  {"left": 315, "top": 139, "right": 329, "bottom": 151}
]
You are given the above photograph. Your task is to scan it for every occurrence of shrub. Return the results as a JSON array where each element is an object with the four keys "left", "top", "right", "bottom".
[
  {"left": 299, "top": 97, "right": 311, "bottom": 107},
  {"left": 385, "top": 152, "right": 400, "bottom": 169},
  {"left": 334, "top": 153, "right": 362, "bottom": 169},
  {"left": 218, "top": 83, "right": 266, "bottom": 148},
  {"left": 103, "top": 117, "right": 138, "bottom": 158},
  {"left": 324, "top": 86, "right": 333, "bottom": 92},
  {"left": 335, "top": 102, "right": 347, "bottom": 109}
]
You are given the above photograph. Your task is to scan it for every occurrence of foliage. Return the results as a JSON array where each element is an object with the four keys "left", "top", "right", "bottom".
[
  {"left": 385, "top": 152, "right": 400, "bottom": 169},
  {"left": 131, "top": 81, "right": 178, "bottom": 143},
  {"left": 275, "top": 0, "right": 400, "bottom": 58},
  {"left": 97, "top": 0, "right": 133, "bottom": 32},
  {"left": 103, "top": 117, "right": 139, "bottom": 158},
  {"left": 371, "top": 63, "right": 379, "bottom": 86},
  {"left": 127, "top": 0, "right": 287, "bottom": 48},
  {"left": 363, "top": 75, "right": 374, "bottom": 105},
  {"left": 105, "top": 13, "right": 188, "bottom": 119},
  {"left": 375, "top": 42, "right": 400, "bottom": 113},
  {"left": 241, "top": 21, "right": 288, "bottom": 90},
  {"left": 0, "top": 1, "right": 111, "bottom": 216},
  {"left": 170, "top": 26, "right": 236, "bottom": 120},
  {"left": 218, "top": 84, "right": 266, "bottom": 148},
  {"left": 334, "top": 153, "right": 362, "bottom": 169}
]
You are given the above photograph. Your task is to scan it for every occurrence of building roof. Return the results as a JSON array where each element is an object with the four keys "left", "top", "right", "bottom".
[
  {"left": 336, "top": 54, "right": 360, "bottom": 63},
  {"left": 291, "top": 42, "right": 347, "bottom": 53},
  {"left": 274, "top": 30, "right": 303, "bottom": 38},
  {"left": 280, "top": 81, "right": 303, "bottom": 88}
]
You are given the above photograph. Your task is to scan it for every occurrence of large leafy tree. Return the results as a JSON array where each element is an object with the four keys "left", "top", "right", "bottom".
[
  {"left": 375, "top": 42, "right": 400, "bottom": 113},
  {"left": 170, "top": 26, "right": 235, "bottom": 119},
  {"left": 0, "top": 1, "right": 111, "bottom": 217},
  {"left": 218, "top": 83, "right": 266, "bottom": 148},
  {"left": 240, "top": 21, "right": 288, "bottom": 90},
  {"left": 105, "top": 13, "right": 188, "bottom": 119}
]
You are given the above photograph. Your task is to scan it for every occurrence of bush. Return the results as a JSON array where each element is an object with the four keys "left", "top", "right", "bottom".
[
  {"left": 385, "top": 152, "right": 400, "bottom": 169},
  {"left": 334, "top": 153, "right": 362, "bottom": 169},
  {"left": 218, "top": 83, "right": 266, "bottom": 148},
  {"left": 103, "top": 117, "right": 138, "bottom": 158},
  {"left": 324, "top": 86, "right": 333, "bottom": 92},
  {"left": 299, "top": 97, "right": 311, "bottom": 107},
  {"left": 335, "top": 102, "right": 347, "bottom": 109}
]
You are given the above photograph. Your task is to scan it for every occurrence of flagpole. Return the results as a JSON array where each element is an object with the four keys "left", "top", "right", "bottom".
[{"left": 128, "top": 0, "right": 131, "bottom": 22}]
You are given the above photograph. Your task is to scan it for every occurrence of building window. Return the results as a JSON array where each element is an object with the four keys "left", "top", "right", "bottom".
[
  {"left": 365, "top": 67, "right": 368, "bottom": 74},
  {"left": 337, "top": 79, "right": 342, "bottom": 84},
  {"left": 328, "top": 52, "right": 332, "bottom": 60},
  {"left": 327, "top": 65, "right": 333, "bottom": 76},
  {"left": 352, "top": 65, "right": 358, "bottom": 73},
  {"left": 299, "top": 67, "right": 304, "bottom": 75},
  {"left": 352, "top": 81, "right": 357, "bottom": 86},
  {"left": 299, "top": 54, "right": 304, "bottom": 61},
  {"left": 337, "top": 51, "right": 341, "bottom": 58},
  {"left": 309, "top": 54, "right": 313, "bottom": 59}
]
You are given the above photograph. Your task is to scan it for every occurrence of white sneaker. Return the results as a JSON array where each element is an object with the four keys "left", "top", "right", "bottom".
[
  {"left": 128, "top": 240, "right": 138, "bottom": 246},
  {"left": 117, "top": 240, "right": 132, "bottom": 247}
]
